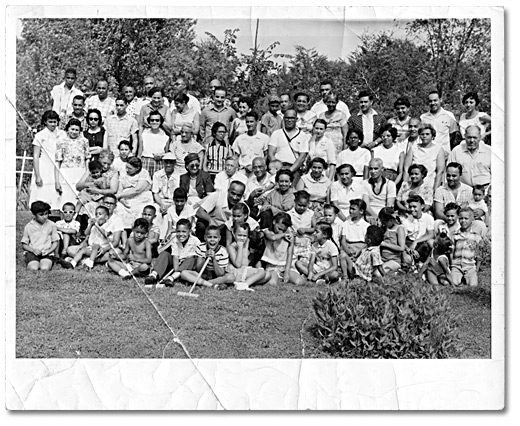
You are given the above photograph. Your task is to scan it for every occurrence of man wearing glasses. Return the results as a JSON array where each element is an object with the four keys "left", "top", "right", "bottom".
[{"left": 267, "top": 109, "right": 310, "bottom": 185}]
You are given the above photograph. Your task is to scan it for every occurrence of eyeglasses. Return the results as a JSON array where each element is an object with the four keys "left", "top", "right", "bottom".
[
  {"left": 63, "top": 210, "right": 75, "bottom": 214},
  {"left": 188, "top": 163, "right": 200, "bottom": 167},
  {"left": 88, "top": 117, "right": 99, "bottom": 121},
  {"left": 149, "top": 119, "right": 161, "bottom": 123}
]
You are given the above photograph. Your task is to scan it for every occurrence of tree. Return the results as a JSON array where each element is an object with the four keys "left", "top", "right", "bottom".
[
  {"left": 345, "top": 31, "right": 433, "bottom": 117},
  {"left": 406, "top": 19, "right": 491, "bottom": 112}
]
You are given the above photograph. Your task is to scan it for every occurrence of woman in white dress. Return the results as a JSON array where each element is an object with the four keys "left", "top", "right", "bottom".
[
  {"left": 337, "top": 129, "right": 371, "bottom": 182},
  {"left": 170, "top": 93, "right": 200, "bottom": 142},
  {"left": 307, "top": 119, "right": 337, "bottom": 180},
  {"left": 138, "top": 110, "right": 170, "bottom": 179},
  {"left": 29, "top": 110, "right": 66, "bottom": 211},
  {"left": 54, "top": 118, "right": 90, "bottom": 207},
  {"left": 459, "top": 92, "right": 491, "bottom": 140},
  {"left": 372, "top": 124, "right": 404, "bottom": 186}
]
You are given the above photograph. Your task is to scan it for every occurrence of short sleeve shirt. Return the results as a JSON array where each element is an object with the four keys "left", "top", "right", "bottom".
[
  {"left": 362, "top": 179, "right": 397, "bottom": 216},
  {"left": 21, "top": 219, "right": 59, "bottom": 252},
  {"left": 268, "top": 128, "right": 310, "bottom": 163},
  {"left": 199, "top": 191, "right": 242, "bottom": 227},
  {"left": 195, "top": 243, "right": 229, "bottom": 271},
  {"left": 420, "top": 108, "right": 458, "bottom": 152},
  {"left": 171, "top": 234, "right": 200, "bottom": 260},
  {"left": 402, "top": 213, "right": 434, "bottom": 241},
  {"left": 434, "top": 183, "right": 473, "bottom": 206},
  {"left": 354, "top": 246, "right": 383, "bottom": 281},
  {"left": 342, "top": 218, "right": 370, "bottom": 243},
  {"left": 233, "top": 132, "right": 269, "bottom": 169}
]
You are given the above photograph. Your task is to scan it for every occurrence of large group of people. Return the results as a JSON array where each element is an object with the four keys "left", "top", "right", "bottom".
[{"left": 22, "top": 68, "right": 492, "bottom": 291}]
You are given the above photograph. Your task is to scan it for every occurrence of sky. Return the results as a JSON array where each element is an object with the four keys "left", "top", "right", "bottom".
[{"left": 194, "top": 18, "right": 407, "bottom": 63}]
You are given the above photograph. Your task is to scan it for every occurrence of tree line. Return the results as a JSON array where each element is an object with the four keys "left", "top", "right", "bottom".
[{"left": 15, "top": 18, "right": 491, "bottom": 154}]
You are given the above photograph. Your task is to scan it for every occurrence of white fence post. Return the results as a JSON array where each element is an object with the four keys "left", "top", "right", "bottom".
[{"left": 16, "top": 150, "right": 33, "bottom": 192}]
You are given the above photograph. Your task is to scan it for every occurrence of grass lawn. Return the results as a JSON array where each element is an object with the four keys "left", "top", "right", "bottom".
[{"left": 14, "top": 211, "right": 491, "bottom": 359}]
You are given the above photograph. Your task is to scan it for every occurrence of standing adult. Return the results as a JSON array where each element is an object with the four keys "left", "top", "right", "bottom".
[
  {"left": 199, "top": 79, "right": 231, "bottom": 111},
  {"left": 347, "top": 90, "right": 386, "bottom": 149},
  {"left": 138, "top": 110, "right": 170, "bottom": 179},
  {"left": 138, "top": 87, "right": 173, "bottom": 135},
  {"left": 311, "top": 79, "right": 351, "bottom": 119},
  {"left": 169, "top": 122, "right": 205, "bottom": 186},
  {"left": 396, "top": 116, "right": 421, "bottom": 157},
  {"left": 448, "top": 125, "right": 492, "bottom": 187},
  {"left": 279, "top": 93, "right": 291, "bottom": 115},
  {"left": 293, "top": 92, "right": 316, "bottom": 134},
  {"left": 83, "top": 108, "right": 107, "bottom": 160},
  {"left": 54, "top": 118, "right": 90, "bottom": 206},
  {"left": 268, "top": 109, "right": 310, "bottom": 184},
  {"left": 372, "top": 124, "right": 404, "bottom": 185},
  {"left": 29, "top": 110, "right": 66, "bottom": 211},
  {"left": 307, "top": 118, "right": 337, "bottom": 180},
  {"left": 203, "top": 122, "right": 231, "bottom": 177},
  {"left": 170, "top": 93, "right": 200, "bottom": 142},
  {"left": 318, "top": 92, "right": 348, "bottom": 156},
  {"left": 260, "top": 95, "right": 283, "bottom": 137},
  {"left": 403, "top": 123, "right": 446, "bottom": 193},
  {"left": 105, "top": 96, "right": 139, "bottom": 155},
  {"left": 433, "top": 162, "right": 473, "bottom": 221},
  {"left": 420, "top": 90, "right": 459, "bottom": 152},
  {"left": 458, "top": 92, "right": 491, "bottom": 140},
  {"left": 387, "top": 97, "right": 412, "bottom": 143},
  {"left": 136, "top": 76, "right": 169, "bottom": 112},
  {"left": 363, "top": 158, "right": 397, "bottom": 220},
  {"left": 168, "top": 77, "right": 201, "bottom": 114},
  {"left": 85, "top": 79, "right": 116, "bottom": 121},
  {"left": 122, "top": 85, "right": 142, "bottom": 120},
  {"left": 199, "top": 86, "right": 237, "bottom": 145},
  {"left": 59, "top": 95, "right": 88, "bottom": 131},
  {"left": 50, "top": 68, "right": 83, "bottom": 122},
  {"left": 337, "top": 129, "right": 371, "bottom": 182},
  {"left": 233, "top": 111, "right": 269, "bottom": 175}
]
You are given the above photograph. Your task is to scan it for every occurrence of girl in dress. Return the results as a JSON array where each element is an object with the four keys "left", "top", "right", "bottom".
[
  {"left": 29, "top": 110, "right": 66, "bottom": 212},
  {"left": 54, "top": 118, "right": 90, "bottom": 207}
]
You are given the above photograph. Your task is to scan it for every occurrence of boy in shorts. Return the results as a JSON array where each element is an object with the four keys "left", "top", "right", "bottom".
[
  {"left": 21, "top": 201, "right": 59, "bottom": 271},
  {"left": 55, "top": 202, "right": 81, "bottom": 259}
]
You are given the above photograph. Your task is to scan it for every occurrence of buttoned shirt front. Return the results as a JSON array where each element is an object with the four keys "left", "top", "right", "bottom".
[
  {"left": 448, "top": 142, "right": 492, "bottom": 186},
  {"left": 199, "top": 104, "right": 237, "bottom": 143},
  {"left": 434, "top": 182, "right": 473, "bottom": 206},
  {"left": 105, "top": 113, "right": 139, "bottom": 153},
  {"left": 51, "top": 82, "right": 83, "bottom": 116},
  {"left": 347, "top": 108, "right": 386, "bottom": 144},
  {"left": 152, "top": 169, "right": 177, "bottom": 201},
  {"left": 21, "top": 219, "right": 59, "bottom": 253},
  {"left": 85, "top": 95, "right": 116, "bottom": 121}
]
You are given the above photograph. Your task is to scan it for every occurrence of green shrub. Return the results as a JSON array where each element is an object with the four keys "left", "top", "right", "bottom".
[{"left": 312, "top": 275, "right": 459, "bottom": 358}]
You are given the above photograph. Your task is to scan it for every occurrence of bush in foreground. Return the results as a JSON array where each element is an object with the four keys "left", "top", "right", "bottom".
[{"left": 312, "top": 276, "right": 459, "bottom": 358}]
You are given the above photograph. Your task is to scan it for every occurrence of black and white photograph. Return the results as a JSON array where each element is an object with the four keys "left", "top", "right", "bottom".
[{"left": 4, "top": 4, "right": 505, "bottom": 411}]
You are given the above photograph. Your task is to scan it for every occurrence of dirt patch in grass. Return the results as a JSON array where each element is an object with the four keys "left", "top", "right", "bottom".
[{"left": 14, "top": 211, "right": 491, "bottom": 359}]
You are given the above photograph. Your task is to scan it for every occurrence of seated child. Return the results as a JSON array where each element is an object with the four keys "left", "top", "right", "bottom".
[
  {"left": 76, "top": 160, "right": 108, "bottom": 215},
  {"left": 63, "top": 205, "right": 111, "bottom": 269},
  {"left": 339, "top": 199, "right": 370, "bottom": 277},
  {"left": 227, "top": 222, "right": 269, "bottom": 290},
  {"left": 321, "top": 203, "right": 343, "bottom": 247},
  {"left": 378, "top": 207, "right": 410, "bottom": 272},
  {"left": 261, "top": 212, "right": 304, "bottom": 285},
  {"left": 55, "top": 202, "right": 81, "bottom": 258},
  {"left": 180, "top": 225, "right": 232, "bottom": 290},
  {"left": 434, "top": 202, "right": 461, "bottom": 239},
  {"left": 144, "top": 219, "right": 200, "bottom": 286},
  {"left": 468, "top": 184, "right": 489, "bottom": 224},
  {"left": 296, "top": 221, "right": 339, "bottom": 284},
  {"left": 141, "top": 205, "right": 160, "bottom": 256},
  {"left": 225, "top": 202, "right": 262, "bottom": 266},
  {"left": 287, "top": 190, "right": 315, "bottom": 266},
  {"left": 402, "top": 194, "right": 434, "bottom": 265},
  {"left": 353, "top": 225, "right": 386, "bottom": 282},
  {"left": 162, "top": 188, "right": 195, "bottom": 246},
  {"left": 451, "top": 207, "right": 483, "bottom": 287},
  {"left": 21, "top": 201, "right": 59, "bottom": 271},
  {"left": 108, "top": 218, "right": 152, "bottom": 279},
  {"left": 418, "top": 232, "right": 453, "bottom": 286}
]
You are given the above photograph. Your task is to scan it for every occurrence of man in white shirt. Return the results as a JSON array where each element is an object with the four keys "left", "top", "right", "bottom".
[
  {"left": 50, "top": 68, "right": 83, "bottom": 121},
  {"left": 214, "top": 156, "right": 248, "bottom": 192},
  {"left": 233, "top": 111, "right": 269, "bottom": 174},
  {"left": 420, "top": 90, "right": 459, "bottom": 153},
  {"left": 268, "top": 109, "right": 310, "bottom": 185},
  {"left": 310, "top": 79, "right": 351, "bottom": 119}
]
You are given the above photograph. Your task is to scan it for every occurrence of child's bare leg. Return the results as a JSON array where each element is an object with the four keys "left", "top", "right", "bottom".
[
  {"left": 266, "top": 270, "right": 278, "bottom": 285},
  {"left": 107, "top": 259, "right": 125, "bottom": 274},
  {"left": 242, "top": 269, "right": 266, "bottom": 287},
  {"left": 27, "top": 260, "right": 40, "bottom": 271},
  {"left": 61, "top": 234, "right": 71, "bottom": 256},
  {"left": 180, "top": 270, "right": 212, "bottom": 287},
  {"left": 72, "top": 247, "right": 88, "bottom": 264},
  {"left": 325, "top": 270, "right": 340, "bottom": 282},
  {"left": 40, "top": 258, "right": 54, "bottom": 271},
  {"left": 89, "top": 244, "right": 101, "bottom": 262},
  {"left": 295, "top": 260, "right": 309, "bottom": 276},
  {"left": 339, "top": 252, "right": 349, "bottom": 275},
  {"left": 288, "top": 270, "right": 306, "bottom": 285},
  {"left": 426, "top": 270, "right": 439, "bottom": 285},
  {"left": 208, "top": 272, "right": 235, "bottom": 286}
]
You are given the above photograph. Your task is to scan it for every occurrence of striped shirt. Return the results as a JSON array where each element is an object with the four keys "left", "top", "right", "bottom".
[
  {"left": 195, "top": 243, "right": 229, "bottom": 271},
  {"left": 452, "top": 229, "right": 482, "bottom": 269},
  {"left": 205, "top": 139, "right": 231, "bottom": 174}
]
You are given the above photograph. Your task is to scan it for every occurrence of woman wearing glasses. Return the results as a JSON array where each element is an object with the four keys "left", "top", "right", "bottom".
[
  {"left": 137, "top": 111, "right": 169, "bottom": 179},
  {"left": 83, "top": 108, "right": 107, "bottom": 161}
]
